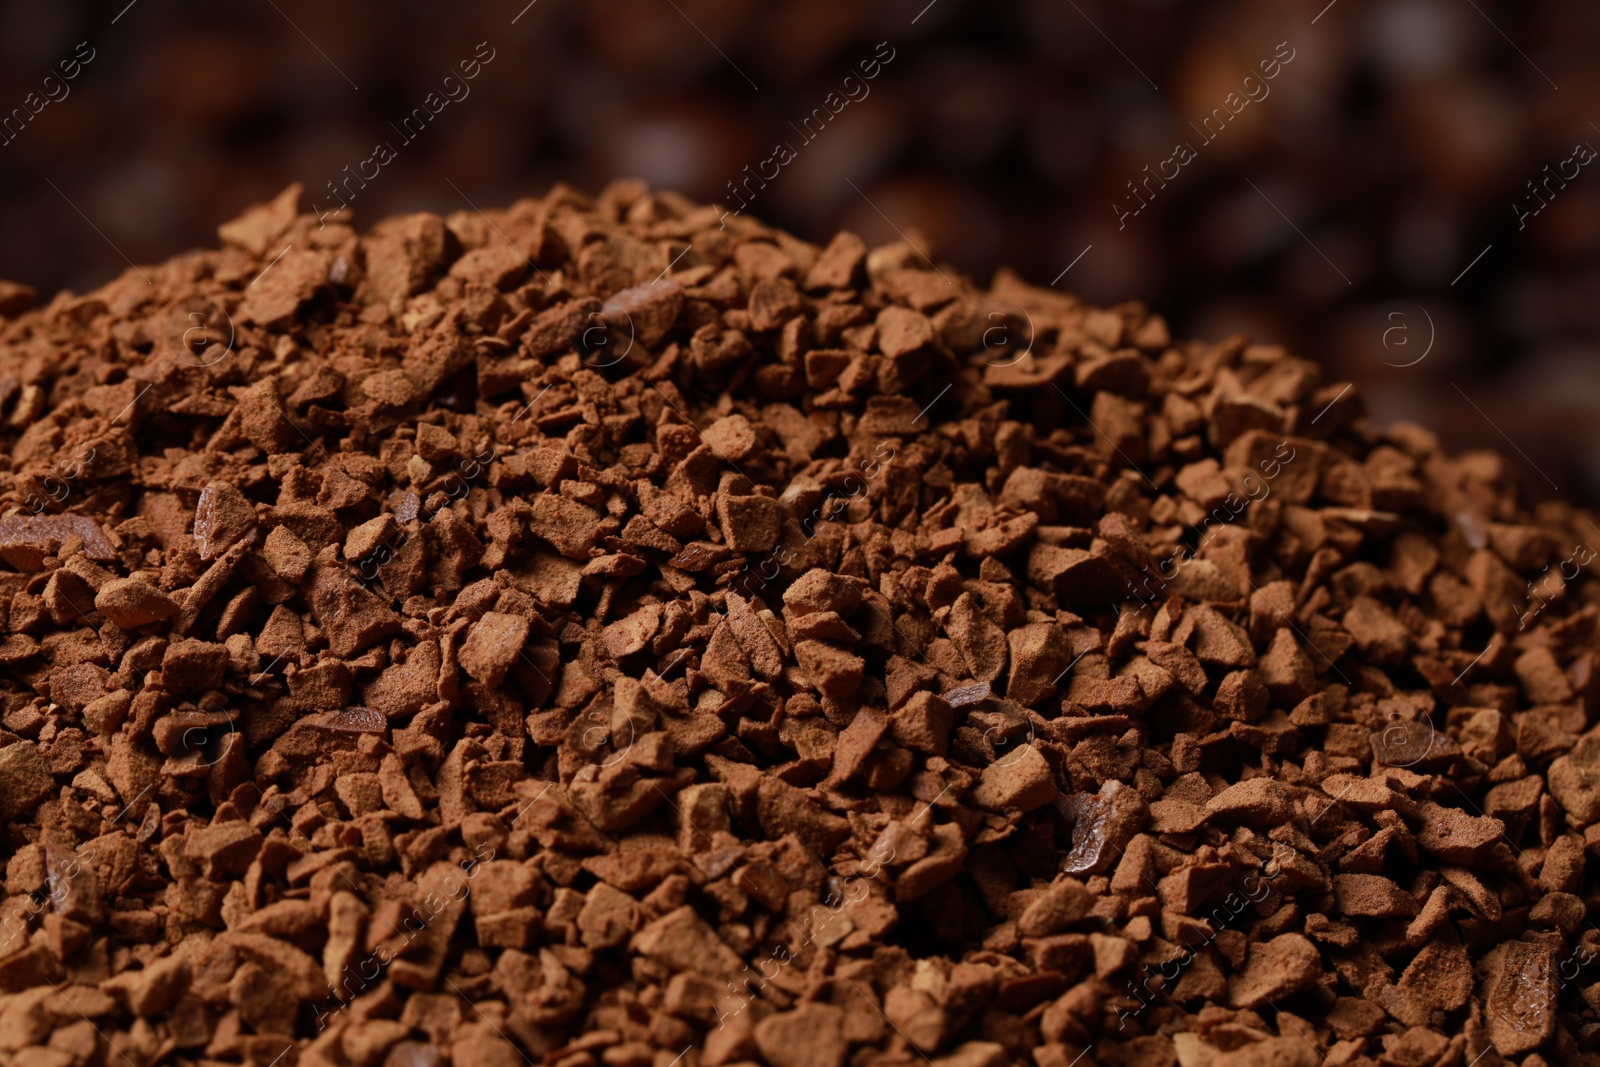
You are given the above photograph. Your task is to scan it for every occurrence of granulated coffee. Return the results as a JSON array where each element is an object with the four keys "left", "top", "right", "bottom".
[{"left": 0, "top": 181, "right": 1589, "bottom": 1067}]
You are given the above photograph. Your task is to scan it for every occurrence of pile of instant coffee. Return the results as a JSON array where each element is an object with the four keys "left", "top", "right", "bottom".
[{"left": 0, "top": 181, "right": 1593, "bottom": 1067}]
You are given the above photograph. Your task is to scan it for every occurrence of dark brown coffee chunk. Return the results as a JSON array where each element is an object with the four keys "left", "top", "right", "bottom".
[
  {"left": 0, "top": 514, "right": 116, "bottom": 569},
  {"left": 95, "top": 577, "right": 179, "bottom": 627}
]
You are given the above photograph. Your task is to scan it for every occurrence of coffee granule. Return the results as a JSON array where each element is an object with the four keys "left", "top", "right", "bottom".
[{"left": 0, "top": 180, "right": 1593, "bottom": 1067}]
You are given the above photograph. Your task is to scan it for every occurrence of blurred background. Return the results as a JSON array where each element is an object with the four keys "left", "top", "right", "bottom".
[{"left": 1, "top": 0, "right": 1597, "bottom": 500}]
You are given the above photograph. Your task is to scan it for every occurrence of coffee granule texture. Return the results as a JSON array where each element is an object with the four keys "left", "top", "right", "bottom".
[{"left": 0, "top": 179, "right": 1592, "bottom": 1067}]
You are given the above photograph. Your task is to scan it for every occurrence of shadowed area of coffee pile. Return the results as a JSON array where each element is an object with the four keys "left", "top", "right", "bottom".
[{"left": 0, "top": 181, "right": 1594, "bottom": 1067}]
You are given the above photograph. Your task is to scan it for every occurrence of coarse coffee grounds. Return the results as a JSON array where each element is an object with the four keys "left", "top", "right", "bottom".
[{"left": 0, "top": 179, "right": 1595, "bottom": 1067}]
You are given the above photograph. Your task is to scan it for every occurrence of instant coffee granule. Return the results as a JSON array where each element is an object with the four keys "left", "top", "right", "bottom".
[{"left": 0, "top": 180, "right": 1593, "bottom": 1067}]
